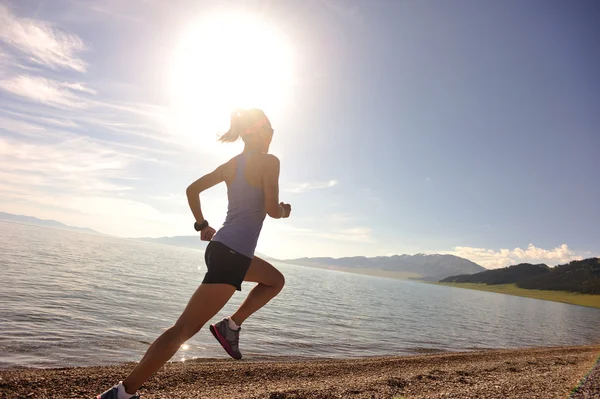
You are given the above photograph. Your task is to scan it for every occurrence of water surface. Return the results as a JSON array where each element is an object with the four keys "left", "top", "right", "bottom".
[{"left": 1, "top": 221, "right": 599, "bottom": 368}]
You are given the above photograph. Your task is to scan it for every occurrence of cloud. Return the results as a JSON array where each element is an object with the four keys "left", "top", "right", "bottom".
[
  {"left": 272, "top": 223, "right": 374, "bottom": 243},
  {"left": 286, "top": 180, "right": 338, "bottom": 194},
  {"left": 0, "top": 4, "right": 87, "bottom": 72},
  {"left": 0, "top": 3, "right": 227, "bottom": 239},
  {"left": 0, "top": 191, "right": 187, "bottom": 238},
  {"left": 0, "top": 112, "right": 195, "bottom": 238},
  {"left": 0, "top": 111, "right": 174, "bottom": 161},
  {"left": 0, "top": 129, "right": 179, "bottom": 237},
  {"left": 62, "top": 82, "right": 97, "bottom": 95},
  {"left": 0, "top": 76, "right": 182, "bottom": 149},
  {"left": 320, "top": 227, "right": 374, "bottom": 243},
  {"left": 0, "top": 75, "right": 94, "bottom": 108},
  {"left": 2, "top": 111, "right": 80, "bottom": 128},
  {"left": 0, "top": 115, "right": 47, "bottom": 137},
  {"left": 449, "top": 243, "right": 585, "bottom": 269},
  {"left": 0, "top": 132, "right": 143, "bottom": 194}
]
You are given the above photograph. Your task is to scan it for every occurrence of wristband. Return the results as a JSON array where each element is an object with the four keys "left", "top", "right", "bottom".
[{"left": 194, "top": 220, "right": 209, "bottom": 231}]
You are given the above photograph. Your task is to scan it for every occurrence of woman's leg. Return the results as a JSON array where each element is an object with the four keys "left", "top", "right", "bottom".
[
  {"left": 122, "top": 283, "right": 236, "bottom": 394},
  {"left": 229, "top": 256, "right": 285, "bottom": 326}
]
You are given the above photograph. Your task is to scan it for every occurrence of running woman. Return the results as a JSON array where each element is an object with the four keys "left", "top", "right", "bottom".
[{"left": 97, "top": 108, "right": 290, "bottom": 399}]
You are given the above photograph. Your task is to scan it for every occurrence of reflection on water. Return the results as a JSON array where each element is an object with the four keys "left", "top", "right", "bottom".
[{"left": 1, "top": 221, "right": 599, "bottom": 368}]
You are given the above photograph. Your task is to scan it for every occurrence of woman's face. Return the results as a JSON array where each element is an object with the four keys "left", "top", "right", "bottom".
[{"left": 258, "top": 124, "right": 274, "bottom": 153}]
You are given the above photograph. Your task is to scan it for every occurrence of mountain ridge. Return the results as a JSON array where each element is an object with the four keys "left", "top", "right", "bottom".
[
  {"left": 283, "top": 253, "right": 485, "bottom": 280},
  {"left": 1, "top": 211, "right": 486, "bottom": 280},
  {"left": 441, "top": 258, "right": 600, "bottom": 294},
  {"left": 0, "top": 212, "right": 101, "bottom": 235}
]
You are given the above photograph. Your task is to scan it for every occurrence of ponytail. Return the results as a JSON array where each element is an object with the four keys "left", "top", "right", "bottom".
[
  {"left": 218, "top": 108, "right": 269, "bottom": 143},
  {"left": 219, "top": 110, "right": 244, "bottom": 143}
]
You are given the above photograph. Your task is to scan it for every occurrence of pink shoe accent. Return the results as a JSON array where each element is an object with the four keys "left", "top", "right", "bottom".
[{"left": 210, "top": 324, "right": 240, "bottom": 359}]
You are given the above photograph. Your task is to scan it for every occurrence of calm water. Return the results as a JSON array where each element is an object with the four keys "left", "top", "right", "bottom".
[{"left": 1, "top": 221, "right": 599, "bottom": 369}]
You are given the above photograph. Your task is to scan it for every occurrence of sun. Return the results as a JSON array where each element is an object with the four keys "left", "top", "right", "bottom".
[{"left": 169, "top": 11, "right": 294, "bottom": 154}]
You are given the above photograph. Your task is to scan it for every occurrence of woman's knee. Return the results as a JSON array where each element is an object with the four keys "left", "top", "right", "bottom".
[
  {"left": 246, "top": 257, "right": 285, "bottom": 291},
  {"left": 272, "top": 270, "right": 285, "bottom": 292}
]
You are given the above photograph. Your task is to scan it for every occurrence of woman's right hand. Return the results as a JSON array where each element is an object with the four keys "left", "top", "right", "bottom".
[
  {"left": 280, "top": 202, "right": 292, "bottom": 218},
  {"left": 200, "top": 226, "right": 216, "bottom": 241}
]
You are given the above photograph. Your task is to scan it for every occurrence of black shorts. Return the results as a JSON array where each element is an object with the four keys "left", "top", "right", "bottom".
[{"left": 203, "top": 241, "right": 252, "bottom": 291}]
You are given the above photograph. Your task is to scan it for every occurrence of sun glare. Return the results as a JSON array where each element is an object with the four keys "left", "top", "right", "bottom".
[{"left": 169, "top": 11, "right": 294, "bottom": 153}]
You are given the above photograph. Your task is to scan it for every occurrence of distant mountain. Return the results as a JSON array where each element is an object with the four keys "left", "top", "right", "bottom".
[
  {"left": 133, "top": 235, "right": 276, "bottom": 261},
  {"left": 441, "top": 263, "right": 551, "bottom": 285},
  {"left": 284, "top": 254, "right": 485, "bottom": 280},
  {"left": 0, "top": 211, "right": 484, "bottom": 278},
  {"left": 441, "top": 258, "right": 600, "bottom": 295},
  {"left": 518, "top": 258, "right": 600, "bottom": 294},
  {"left": 0, "top": 212, "right": 101, "bottom": 235}
]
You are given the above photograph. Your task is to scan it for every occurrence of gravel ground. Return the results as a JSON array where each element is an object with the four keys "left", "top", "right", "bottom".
[
  {"left": 1, "top": 345, "right": 598, "bottom": 399},
  {"left": 570, "top": 355, "right": 600, "bottom": 399}
]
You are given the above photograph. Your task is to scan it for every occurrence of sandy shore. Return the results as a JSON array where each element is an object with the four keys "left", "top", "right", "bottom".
[{"left": 1, "top": 345, "right": 599, "bottom": 399}]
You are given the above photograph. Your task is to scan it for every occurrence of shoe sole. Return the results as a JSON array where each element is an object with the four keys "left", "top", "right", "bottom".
[{"left": 210, "top": 324, "right": 242, "bottom": 360}]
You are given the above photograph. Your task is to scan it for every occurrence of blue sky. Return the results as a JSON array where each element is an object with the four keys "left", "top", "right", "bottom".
[{"left": 1, "top": 0, "right": 598, "bottom": 267}]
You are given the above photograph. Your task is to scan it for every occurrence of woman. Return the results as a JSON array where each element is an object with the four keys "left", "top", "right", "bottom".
[{"left": 97, "top": 108, "right": 291, "bottom": 399}]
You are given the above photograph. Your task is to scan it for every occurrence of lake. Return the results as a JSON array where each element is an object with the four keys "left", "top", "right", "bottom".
[{"left": 1, "top": 221, "right": 599, "bottom": 369}]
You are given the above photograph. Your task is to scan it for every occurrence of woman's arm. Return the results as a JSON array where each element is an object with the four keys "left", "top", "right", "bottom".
[
  {"left": 186, "top": 164, "right": 225, "bottom": 224},
  {"left": 262, "top": 155, "right": 290, "bottom": 219}
]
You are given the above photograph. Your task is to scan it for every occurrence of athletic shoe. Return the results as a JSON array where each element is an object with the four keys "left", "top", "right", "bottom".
[
  {"left": 210, "top": 318, "right": 242, "bottom": 360},
  {"left": 96, "top": 383, "right": 139, "bottom": 399}
]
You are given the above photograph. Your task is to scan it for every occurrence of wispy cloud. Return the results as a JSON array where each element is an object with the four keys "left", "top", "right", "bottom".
[
  {"left": 0, "top": 188, "right": 187, "bottom": 237},
  {"left": 319, "top": 226, "right": 374, "bottom": 243},
  {"left": 272, "top": 223, "right": 374, "bottom": 243},
  {"left": 0, "top": 75, "right": 182, "bottom": 149},
  {"left": 0, "top": 115, "right": 47, "bottom": 137},
  {"left": 1, "top": 109, "right": 79, "bottom": 128},
  {"left": 0, "top": 75, "right": 94, "bottom": 108},
  {"left": 0, "top": 135, "right": 129, "bottom": 184},
  {"left": 0, "top": 127, "right": 190, "bottom": 237},
  {"left": 0, "top": 111, "right": 176, "bottom": 162},
  {"left": 449, "top": 243, "right": 586, "bottom": 269},
  {"left": 286, "top": 179, "right": 339, "bottom": 194},
  {"left": 62, "top": 82, "right": 97, "bottom": 95},
  {"left": 0, "top": 4, "right": 87, "bottom": 72},
  {"left": 0, "top": 1, "right": 365, "bottom": 247}
]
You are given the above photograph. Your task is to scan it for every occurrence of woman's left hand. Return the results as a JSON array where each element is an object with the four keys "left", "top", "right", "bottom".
[{"left": 200, "top": 226, "right": 216, "bottom": 241}]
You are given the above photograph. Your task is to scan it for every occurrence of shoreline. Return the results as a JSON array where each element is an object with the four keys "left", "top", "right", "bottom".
[
  {"left": 2, "top": 345, "right": 599, "bottom": 398},
  {"left": 280, "top": 264, "right": 600, "bottom": 310},
  {"left": 435, "top": 282, "right": 600, "bottom": 309}
]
